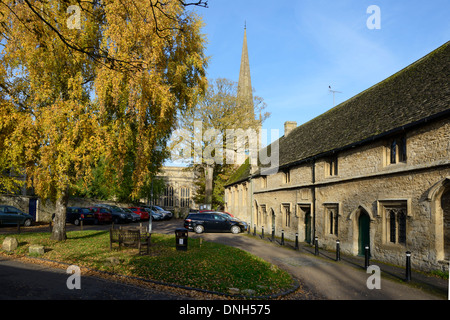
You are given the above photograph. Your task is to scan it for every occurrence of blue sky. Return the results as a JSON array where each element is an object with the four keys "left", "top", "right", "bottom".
[{"left": 190, "top": 0, "right": 450, "bottom": 136}]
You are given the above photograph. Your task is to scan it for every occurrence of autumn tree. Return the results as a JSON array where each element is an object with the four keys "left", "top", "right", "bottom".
[
  {"left": 0, "top": 0, "right": 208, "bottom": 240},
  {"left": 172, "top": 78, "right": 269, "bottom": 207}
]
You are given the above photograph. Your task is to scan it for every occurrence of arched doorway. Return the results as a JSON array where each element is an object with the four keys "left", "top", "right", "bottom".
[
  {"left": 427, "top": 177, "right": 450, "bottom": 261},
  {"left": 358, "top": 210, "right": 371, "bottom": 256},
  {"left": 442, "top": 187, "right": 450, "bottom": 260}
]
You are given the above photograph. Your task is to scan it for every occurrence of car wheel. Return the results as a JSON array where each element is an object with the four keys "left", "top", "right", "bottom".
[
  {"left": 74, "top": 218, "right": 80, "bottom": 226},
  {"left": 231, "top": 225, "right": 241, "bottom": 234},
  {"left": 194, "top": 225, "right": 204, "bottom": 234},
  {"left": 24, "top": 219, "right": 32, "bottom": 227}
]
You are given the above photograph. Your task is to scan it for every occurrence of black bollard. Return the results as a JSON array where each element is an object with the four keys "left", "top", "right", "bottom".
[
  {"left": 271, "top": 227, "right": 275, "bottom": 242},
  {"left": 405, "top": 251, "right": 412, "bottom": 282},
  {"left": 253, "top": 224, "right": 256, "bottom": 236},
  {"left": 261, "top": 226, "right": 264, "bottom": 239},
  {"left": 247, "top": 223, "right": 250, "bottom": 234},
  {"left": 295, "top": 233, "right": 299, "bottom": 250},
  {"left": 336, "top": 240, "right": 341, "bottom": 261},
  {"left": 281, "top": 230, "right": 285, "bottom": 245},
  {"left": 314, "top": 237, "right": 319, "bottom": 256},
  {"left": 365, "top": 246, "right": 370, "bottom": 269}
]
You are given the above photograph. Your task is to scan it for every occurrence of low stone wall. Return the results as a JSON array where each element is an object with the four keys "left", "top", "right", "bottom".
[{"left": 0, "top": 195, "right": 32, "bottom": 214}]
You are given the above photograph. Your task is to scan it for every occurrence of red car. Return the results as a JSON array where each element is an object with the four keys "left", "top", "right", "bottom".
[
  {"left": 89, "top": 207, "right": 112, "bottom": 224},
  {"left": 129, "top": 207, "right": 150, "bottom": 221}
]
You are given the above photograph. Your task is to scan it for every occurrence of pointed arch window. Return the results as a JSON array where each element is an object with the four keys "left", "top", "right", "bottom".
[{"left": 387, "top": 207, "right": 407, "bottom": 245}]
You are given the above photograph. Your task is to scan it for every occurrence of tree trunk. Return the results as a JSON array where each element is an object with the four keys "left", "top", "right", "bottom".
[
  {"left": 204, "top": 164, "right": 214, "bottom": 206},
  {"left": 51, "top": 187, "right": 69, "bottom": 241}
]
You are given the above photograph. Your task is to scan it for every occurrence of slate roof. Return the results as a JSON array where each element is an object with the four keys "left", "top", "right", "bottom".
[{"left": 226, "top": 41, "right": 450, "bottom": 186}]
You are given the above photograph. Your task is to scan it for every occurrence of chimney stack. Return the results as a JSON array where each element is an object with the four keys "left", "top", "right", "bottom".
[{"left": 284, "top": 121, "right": 297, "bottom": 137}]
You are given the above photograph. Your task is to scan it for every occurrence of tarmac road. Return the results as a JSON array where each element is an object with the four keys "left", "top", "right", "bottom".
[
  {"left": 0, "top": 255, "right": 189, "bottom": 300},
  {"left": 0, "top": 219, "right": 447, "bottom": 301}
]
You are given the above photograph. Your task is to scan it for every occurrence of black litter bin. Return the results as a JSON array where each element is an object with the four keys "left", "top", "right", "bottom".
[{"left": 175, "top": 228, "right": 188, "bottom": 251}]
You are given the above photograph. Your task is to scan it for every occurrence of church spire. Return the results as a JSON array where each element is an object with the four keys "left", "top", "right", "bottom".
[{"left": 237, "top": 24, "right": 254, "bottom": 116}]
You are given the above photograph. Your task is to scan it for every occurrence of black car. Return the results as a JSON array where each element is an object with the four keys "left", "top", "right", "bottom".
[
  {"left": 184, "top": 212, "right": 245, "bottom": 234},
  {"left": 66, "top": 207, "right": 96, "bottom": 226}
]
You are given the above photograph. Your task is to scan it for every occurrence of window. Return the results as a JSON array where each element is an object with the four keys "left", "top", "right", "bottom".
[
  {"left": 326, "top": 156, "right": 338, "bottom": 176},
  {"left": 389, "top": 136, "right": 407, "bottom": 164},
  {"left": 324, "top": 204, "right": 339, "bottom": 236},
  {"left": 214, "top": 214, "right": 226, "bottom": 221},
  {"left": 283, "top": 170, "right": 291, "bottom": 184},
  {"left": 387, "top": 207, "right": 407, "bottom": 244},
  {"left": 261, "top": 176, "right": 267, "bottom": 188},
  {"left": 180, "top": 187, "right": 190, "bottom": 208},
  {"left": 163, "top": 186, "right": 174, "bottom": 207},
  {"left": 379, "top": 200, "right": 408, "bottom": 245},
  {"left": 283, "top": 204, "right": 291, "bottom": 227}
]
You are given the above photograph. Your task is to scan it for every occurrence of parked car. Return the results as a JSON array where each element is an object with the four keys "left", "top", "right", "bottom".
[
  {"left": 150, "top": 205, "right": 173, "bottom": 220},
  {"left": 122, "top": 208, "right": 141, "bottom": 222},
  {"left": 184, "top": 211, "right": 246, "bottom": 234},
  {"left": 128, "top": 207, "right": 150, "bottom": 221},
  {"left": 201, "top": 210, "right": 235, "bottom": 218},
  {"left": 65, "top": 207, "right": 96, "bottom": 226},
  {"left": 95, "top": 204, "right": 133, "bottom": 224},
  {"left": 88, "top": 207, "right": 113, "bottom": 224},
  {"left": 0, "top": 205, "right": 34, "bottom": 226},
  {"left": 144, "top": 208, "right": 163, "bottom": 221},
  {"left": 217, "top": 212, "right": 248, "bottom": 230}
]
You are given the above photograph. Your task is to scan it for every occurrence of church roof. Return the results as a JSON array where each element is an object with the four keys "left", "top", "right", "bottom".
[{"left": 227, "top": 41, "right": 450, "bottom": 186}]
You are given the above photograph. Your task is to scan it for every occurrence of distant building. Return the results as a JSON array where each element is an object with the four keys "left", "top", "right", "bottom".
[
  {"left": 225, "top": 42, "right": 450, "bottom": 272},
  {"left": 154, "top": 166, "right": 198, "bottom": 215}
]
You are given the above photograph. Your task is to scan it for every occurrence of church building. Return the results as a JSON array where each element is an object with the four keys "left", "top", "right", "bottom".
[{"left": 225, "top": 40, "right": 450, "bottom": 272}]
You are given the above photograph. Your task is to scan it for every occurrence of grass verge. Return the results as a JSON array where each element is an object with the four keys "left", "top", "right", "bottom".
[{"left": 0, "top": 230, "right": 294, "bottom": 297}]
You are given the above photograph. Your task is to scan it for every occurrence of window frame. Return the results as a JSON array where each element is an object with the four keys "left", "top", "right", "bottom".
[
  {"left": 378, "top": 200, "right": 409, "bottom": 246},
  {"left": 324, "top": 203, "right": 339, "bottom": 236},
  {"left": 389, "top": 135, "right": 407, "bottom": 165}
]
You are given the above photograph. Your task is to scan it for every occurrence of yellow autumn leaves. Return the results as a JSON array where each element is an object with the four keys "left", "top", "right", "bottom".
[{"left": 0, "top": 1, "right": 208, "bottom": 239}]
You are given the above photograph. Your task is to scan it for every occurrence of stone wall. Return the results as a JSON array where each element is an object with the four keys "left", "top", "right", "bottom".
[{"left": 226, "top": 117, "right": 450, "bottom": 272}]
